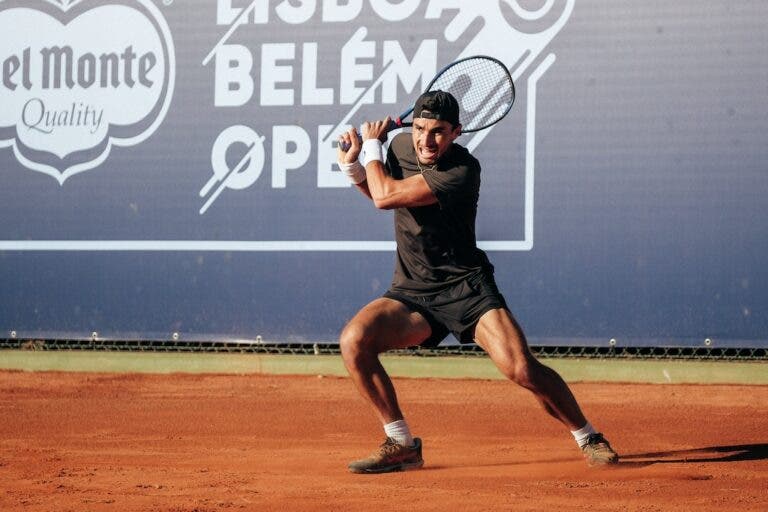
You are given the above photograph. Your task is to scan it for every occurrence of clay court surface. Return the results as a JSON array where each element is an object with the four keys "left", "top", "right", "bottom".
[{"left": 1, "top": 369, "right": 766, "bottom": 511}]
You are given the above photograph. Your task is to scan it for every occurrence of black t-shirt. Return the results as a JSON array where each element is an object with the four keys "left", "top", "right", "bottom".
[{"left": 386, "top": 132, "right": 493, "bottom": 294}]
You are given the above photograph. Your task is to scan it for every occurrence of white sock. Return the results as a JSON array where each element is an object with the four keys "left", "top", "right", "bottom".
[
  {"left": 384, "top": 419, "right": 414, "bottom": 447},
  {"left": 571, "top": 422, "right": 598, "bottom": 448}
]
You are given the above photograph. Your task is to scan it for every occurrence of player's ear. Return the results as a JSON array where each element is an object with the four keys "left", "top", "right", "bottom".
[{"left": 453, "top": 123, "right": 462, "bottom": 137}]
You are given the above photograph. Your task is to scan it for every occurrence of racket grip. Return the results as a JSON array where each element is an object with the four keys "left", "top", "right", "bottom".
[
  {"left": 339, "top": 119, "right": 401, "bottom": 152},
  {"left": 387, "top": 118, "right": 401, "bottom": 131},
  {"left": 340, "top": 135, "right": 362, "bottom": 152}
]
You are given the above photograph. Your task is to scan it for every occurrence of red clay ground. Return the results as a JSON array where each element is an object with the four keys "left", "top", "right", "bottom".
[{"left": 0, "top": 370, "right": 766, "bottom": 511}]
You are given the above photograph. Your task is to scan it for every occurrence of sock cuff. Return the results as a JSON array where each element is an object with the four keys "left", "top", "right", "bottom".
[
  {"left": 384, "top": 419, "right": 414, "bottom": 447},
  {"left": 571, "top": 422, "right": 597, "bottom": 447}
]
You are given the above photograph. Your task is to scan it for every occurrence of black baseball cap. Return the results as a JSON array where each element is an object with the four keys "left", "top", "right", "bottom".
[{"left": 413, "top": 90, "right": 460, "bottom": 126}]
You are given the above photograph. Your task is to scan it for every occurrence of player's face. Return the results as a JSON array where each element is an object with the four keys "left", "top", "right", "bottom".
[{"left": 411, "top": 118, "right": 461, "bottom": 165}]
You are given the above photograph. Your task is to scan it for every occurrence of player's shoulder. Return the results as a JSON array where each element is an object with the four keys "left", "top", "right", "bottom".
[
  {"left": 390, "top": 132, "right": 412, "bottom": 150},
  {"left": 446, "top": 143, "right": 480, "bottom": 171},
  {"left": 387, "top": 132, "right": 416, "bottom": 163}
]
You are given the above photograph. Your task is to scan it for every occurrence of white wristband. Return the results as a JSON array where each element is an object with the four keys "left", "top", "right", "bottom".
[
  {"left": 362, "top": 139, "right": 384, "bottom": 167},
  {"left": 338, "top": 160, "right": 366, "bottom": 185}
]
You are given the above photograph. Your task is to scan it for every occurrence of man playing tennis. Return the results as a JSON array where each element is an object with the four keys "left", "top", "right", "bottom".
[{"left": 336, "top": 90, "right": 618, "bottom": 473}]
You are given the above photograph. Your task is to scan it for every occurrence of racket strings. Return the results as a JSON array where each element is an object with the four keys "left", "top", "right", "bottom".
[{"left": 430, "top": 58, "right": 515, "bottom": 132}]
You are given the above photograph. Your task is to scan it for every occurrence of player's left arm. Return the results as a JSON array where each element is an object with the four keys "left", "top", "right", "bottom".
[{"left": 337, "top": 126, "right": 374, "bottom": 200}]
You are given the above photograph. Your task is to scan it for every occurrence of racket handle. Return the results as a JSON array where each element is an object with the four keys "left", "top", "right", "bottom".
[
  {"left": 340, "top": 135, "right": 362, "bottom": 152},
  {"left": 339, "top": 119, "right": 401, "bottom": 152}
]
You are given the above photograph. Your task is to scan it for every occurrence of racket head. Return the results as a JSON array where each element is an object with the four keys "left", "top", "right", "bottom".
[{"left": 402, "top": 56, "right": 515, "bottom": 133}]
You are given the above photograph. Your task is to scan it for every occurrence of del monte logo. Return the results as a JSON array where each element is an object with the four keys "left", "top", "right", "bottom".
[{"left": 0, "top": 0, "right": 175, "bottom": 184}]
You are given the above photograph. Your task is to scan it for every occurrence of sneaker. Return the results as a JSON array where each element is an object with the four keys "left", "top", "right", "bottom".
[
  {"left": 348, "top": 437, "right": 424, "bottom": 474},
  {"left": 581, "top": 433, "right": 619, "bottom": 466}
]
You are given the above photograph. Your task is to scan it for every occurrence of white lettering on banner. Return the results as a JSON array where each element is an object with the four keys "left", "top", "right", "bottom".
[
  {"left": 214, "top": 44, "right": 253, "bottom": 107},
  {"left": 196, "top": 0, "right": 577, "bottom": 256},
  {"left": 322, "top": 0, "right": 363, "bottom": 22},
  {"left": 22, "top": 98, "right": 104, "bottom": 135},
  {"left": 316, "top": 124, "right": 348, "bottom": 188},
  {"left": 199, "top": 123, "right": 340, "bottom": 213},
  {"left": 275, "top": 0, "right": 316, "bottom": 24},
  {"left": 261, "top": 43, "right": 295, "bottom": 106},
  {"left": 199, "top": 125, "right": 266, "bottom": 215},
  {"left": 3, "top": 45, "right": 156, "bottom": 90},
  {"left": 301, "top": 43, "right": 333, "bottom": 105},
  {"left": 216, "top": 0, "right": 269, "bottom": 25},
  {"left": 0, "top": 0, "right": 577, "bottom": 254},
  {"left": 0, "top": 0, "right": 175, "bottom": 184},
  {"left": 380, "top": 40, "right": 436, "bottom": 104},
  {"left": 215, "top": 0, "right": 419, "bottom": 25},
  {"left": 272, "top": 125, "right": 311, "bottom": 188},
  {"left": 339, "top": 27, "right": 377, "bottom": 105},
  {"left": 213, "top": 34, "right": 435, "bottom": 108},
  {"left": 369, "top": 0, "right": 420, "bottom": 21}
]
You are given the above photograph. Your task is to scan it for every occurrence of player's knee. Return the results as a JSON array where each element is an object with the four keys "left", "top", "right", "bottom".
[
  {"left": 505, "top": 359, "right": 539, "bottom": 390},
  {"left": 339, "top": 323, "right": 373, "bottom": 364},
  {"left": 339, "top": 324, "right": 361, "bottom": 353}
]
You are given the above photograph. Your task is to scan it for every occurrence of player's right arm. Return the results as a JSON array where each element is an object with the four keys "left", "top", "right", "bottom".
[
  {"left": 359, "top": 119, "right": 436, "bottom": 210},
  {"left": 336, "top": 121, "right": 437, "bottom": 209}
]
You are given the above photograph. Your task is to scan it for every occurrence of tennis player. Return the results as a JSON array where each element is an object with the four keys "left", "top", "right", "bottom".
[{"left": 336, "top": 90, "right": 618, "bottom": 473}]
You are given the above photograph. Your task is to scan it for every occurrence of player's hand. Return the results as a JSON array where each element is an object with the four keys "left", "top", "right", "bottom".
[
  {"left": 338, "top": 126, "right": 361, "bottom": 164},
  {"left": 362, "top": 117, "right": 391, "bottom": 143}
]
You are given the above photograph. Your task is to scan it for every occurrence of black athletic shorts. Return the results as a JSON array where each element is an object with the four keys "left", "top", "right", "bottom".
[{"left": 383, "top": 270, "right": 509, "bottom": 347}]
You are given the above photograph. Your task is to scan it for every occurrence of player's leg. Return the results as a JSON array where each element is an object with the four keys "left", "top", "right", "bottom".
[
  {"left": 340, "top": 297, "right": 431, "bottom": 424},
  {"left": 340, "top": 297, "right": 431, "bottom": 473},
  {"left": 473, "top": 308, "right": 618, "bottom": 465},
  {"left": 473, "top": 308, "right": 585, "bottom": 428}
]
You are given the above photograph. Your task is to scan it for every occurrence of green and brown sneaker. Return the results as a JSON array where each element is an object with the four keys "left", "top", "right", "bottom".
[
  {"left": 348, "top": 437, "right": 424, "bottom": 474},
  {"left": 581, "top": 433, "right": 619, "bottom": 466}
]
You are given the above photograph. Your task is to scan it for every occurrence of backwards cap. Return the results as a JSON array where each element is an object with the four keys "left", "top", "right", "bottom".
[{"left": 413, "top": 90, "right": 460, "bottom": 126}]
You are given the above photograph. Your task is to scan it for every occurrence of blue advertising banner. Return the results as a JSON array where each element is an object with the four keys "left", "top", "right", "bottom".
[{"left": 1, "top": 1, "right": 766, "bottom": 347}]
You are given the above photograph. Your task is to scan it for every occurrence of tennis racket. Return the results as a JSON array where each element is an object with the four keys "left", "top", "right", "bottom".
[{"left": 341, "top": 55, "right": 515, "bottom": 150}]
